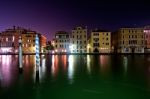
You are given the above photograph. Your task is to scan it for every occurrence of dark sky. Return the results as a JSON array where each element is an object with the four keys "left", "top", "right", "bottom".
[{"left": 0, "top": 0, "right": 150, "bottom": 40}]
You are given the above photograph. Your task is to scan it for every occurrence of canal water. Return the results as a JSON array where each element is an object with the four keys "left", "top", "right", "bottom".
[{"left": 0, "top": 55, "right": 150, "bottom": 99}]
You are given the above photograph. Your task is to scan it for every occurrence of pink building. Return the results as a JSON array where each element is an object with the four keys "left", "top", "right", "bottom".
[
  {"left": 0, "top": 26, "right": 26, "bottom": 53},
  {"left": 144, "top": 26, "right": 150, "bottom": 49}
]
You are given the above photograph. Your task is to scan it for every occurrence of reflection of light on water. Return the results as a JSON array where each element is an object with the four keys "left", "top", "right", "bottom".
[
  {"left": 87, "top": 55, "right": 91, "bottom": 74},
  {"left": 0, "top": 55, "right": 12, "bottom": 87},
  {"left": 51, "top": 55, "right": 58, "bottom": 78},
  {"left": 100, "top": 55, "right": 107, "bottom": 66},
  {"left": 51, "top": 55, "right": 55, "bottom": 76},
  {"left": 68, "top": 55, "right": 74, "bottom": 84},
  {"left": 39, "top": 55, "right": 46, "bottom": 81},
  {"left": 62, "top": 55, "right": 67, "bottom": 71},
  {"left": 99, "top": 55, "right": 110, "bottom": 75},
  {"left": 33, "top": 55, "right": 47, "bottom": 83},
  {"left": 123, "top": 56, "right": 128, "bottom": 75}
]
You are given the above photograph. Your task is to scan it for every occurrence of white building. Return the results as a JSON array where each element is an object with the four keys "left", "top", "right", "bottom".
[
  {"left": 70, "top": 26, "right": 87, "bottom": 53},
  {"left": 54, "top": 31, "right": 70, "bottom": 53}
]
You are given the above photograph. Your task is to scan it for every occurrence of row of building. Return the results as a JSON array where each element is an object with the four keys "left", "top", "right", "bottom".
[
  {"left": 0, "top": 26, "right": 46, "bottom": 53},
  {"left": 0, "top": 26, "right": 150, "bottom": 54},
  {"left": 52, "top": 26, "right": 150, "bottom": 53}
]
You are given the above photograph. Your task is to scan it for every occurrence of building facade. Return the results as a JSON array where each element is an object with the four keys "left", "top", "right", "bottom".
[
  {"left": 88, "top": 30, "right": 111, "bottom": 53},
  {"left": 0, "top": 26, "right": 26, "bottom": 53},
  {"left": 144, "top": 26, "right": 150, "bottom": 53},
  {"left": 0, "top": 26, "right": 46, "bottom": 53},
  {"left": 70, "top": 26, "right": 87, "bottom": 53},
  {"left": 22, "top": 31, "right": 46, "bottom": 53},
  {"left": 53, "top": 31, "right": 70, "bottom": 53},
  {"left": 118, "top": 28, "right": 145, "bottom": 53},
  {"left": 39, "top": 34, "right": 47, "bottom": 53},
  {"left": 22, "top": 31, "right": 36, "bottom": 53}
]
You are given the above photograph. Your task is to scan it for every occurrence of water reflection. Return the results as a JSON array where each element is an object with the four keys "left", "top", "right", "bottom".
[
  {"left": 51, "top": 55, "right": 59, "bottom": 78},
  {"left": 62, "top": 55, "right": 67, "bottom": 72},
  {"left": 87, "top": 55, "right": 91, "bottom": 74},
  {"left": 0, "top": 54, "right": 150, "bottom": 95},
  {"left": 39, "top": 55, "right": 46, "bottom": 81},
  {"left": 68, "top": 55, "right": 74, "bottom": 84},
  {"left": 123, "top": 56, "right": 128, "bottom": 75},
  {"left": 99, "top": 55, "right": 110, "bottom": 76},
  {"left": 0, "top": 55, "right": 17, "bottom": 87}
]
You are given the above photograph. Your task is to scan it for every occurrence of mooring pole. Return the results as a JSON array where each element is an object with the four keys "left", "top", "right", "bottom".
[
  {"left": 19, "top": 36, "right": 23, "bottom": 73},
  {"left": 35, "top": 34, "right": 40, "bottom": 82}
]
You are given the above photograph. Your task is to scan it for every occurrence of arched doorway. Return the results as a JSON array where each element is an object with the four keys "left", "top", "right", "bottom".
[
  {"left": 94, "top": 48, "right": 99, "bottom": 53},
  {"left": 131, "top": 47, "right": 135, "bottom": 53}
]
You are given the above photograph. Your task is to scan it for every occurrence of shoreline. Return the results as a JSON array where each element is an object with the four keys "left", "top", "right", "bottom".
[{"left": 0, "top": 53, "right": 150, "bottom": 55}]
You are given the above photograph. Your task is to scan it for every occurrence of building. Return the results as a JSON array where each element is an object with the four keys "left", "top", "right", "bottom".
[
  {"left": 0, "top": 26, "right": 46, "bottom": 53},
  {"left": 21, "top": 31, "right": 36, "bottom": 53},
  {"left": 111, "top": 31, "right": 119, "bottom": 53},
  {"left": 0, "top": 26, "right": 26, "bottom": 53},
  {"left": 39, "top": 34, "right": 47, "bottom": 53},
  {"left": 70, "top": 26, "right": 87, "bottom": 53},
  {"left": 144, "top": 26, "right": 150, "bottom": 53},
  {"left": 88, "top": 29, "right": 111, "bottom": 53},
  {"left": 22, "top": 31, "right": 46, "bottom": 53},
  {"left": 118, "top": 28, "right": 145, "bottom": 53},
  {"left": 53, "top": 31, "right": 70, "bottom": 53}
]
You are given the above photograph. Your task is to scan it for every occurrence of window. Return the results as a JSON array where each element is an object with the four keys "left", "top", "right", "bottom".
[
  {"left": 106, "top": 43, "right": 109, "bottom": 45},
  {"left": 94, "top": 38, "right": 99, "bottom": 42},
  {"left": 141, "top": 35, "right": 143, "bottom": 38},
  {"left": 93, "top": 43, "right": 99, "bottom": 47},
  {"left": 141, "top": 40, "right": 144, "bottom": 44},
  {"left": 56, "top": 35, "right": 59, "bottom": 38},
  {"left": 84, "top": 35, "right": 86, "bottom": 38},
  {"left": 106, "top": 38, "right": 108, "bottom": 40},
  {"left": 93, "top": 33, "right": 99, "bottom": 36},
  {"left": 132, "top": 35, "right": 134, "bottom": 38},
  {"left": 129, "top": 35, "right": 130, "bottom": 38}
]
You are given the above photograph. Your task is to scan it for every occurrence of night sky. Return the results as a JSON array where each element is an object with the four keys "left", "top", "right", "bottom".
[{"left": 0, "top": 0, "right": 150, "bottom": 40}]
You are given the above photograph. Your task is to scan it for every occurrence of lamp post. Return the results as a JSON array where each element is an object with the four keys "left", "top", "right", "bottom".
[{"left": 18, "top": 36, "right": 23, "bottom": 73}]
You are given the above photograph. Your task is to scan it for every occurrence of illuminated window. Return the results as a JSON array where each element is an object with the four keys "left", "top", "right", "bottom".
[{"left": 6, "top": 38, "right": 8, "bottom": 41}]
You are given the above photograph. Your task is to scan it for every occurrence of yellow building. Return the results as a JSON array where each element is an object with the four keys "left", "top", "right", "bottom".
[
  {"left": 118, "top": 28, "right": 144, "bottom": 53},
  {"left": 22, "top": 31, "right": 46, "bottom": 53},
  {"left": 88, "top": 30, "right": 111, "bottom": 53},
  {"left": 22, "top": 31, "right": 36, "bottom": 53}
]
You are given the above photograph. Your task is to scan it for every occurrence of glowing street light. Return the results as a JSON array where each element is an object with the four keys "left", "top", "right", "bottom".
[{"left": 69, "top": 44, "right": 75, "bottom": 53}]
